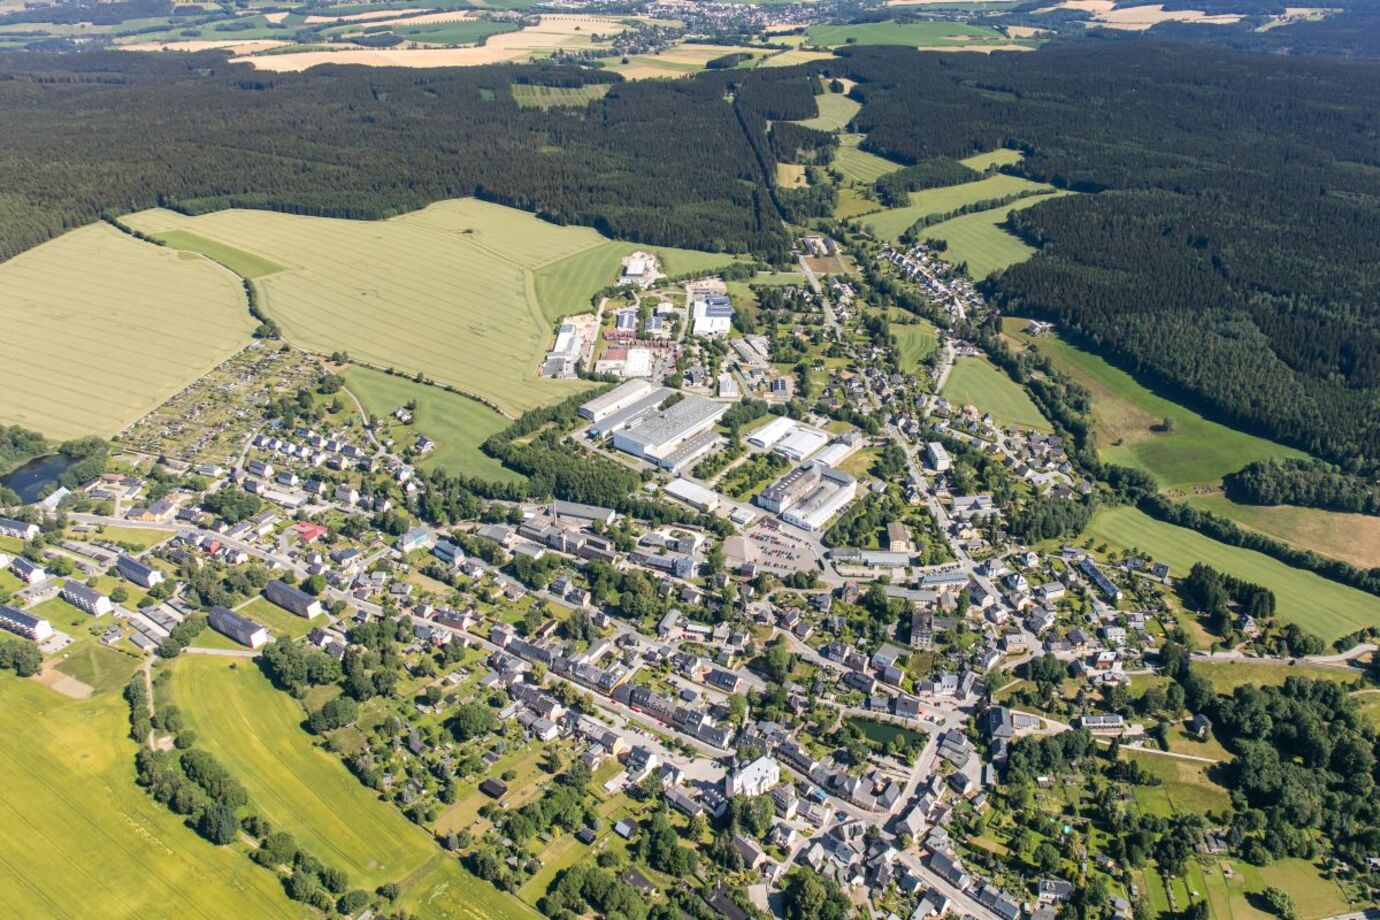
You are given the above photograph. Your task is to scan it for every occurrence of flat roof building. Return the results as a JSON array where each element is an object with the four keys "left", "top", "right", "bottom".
[
  {"left": 665, "top": 478, "right": 720, "bottom": 513},
  {"left": 775, "top": 426, "right": 829, "bottom": 462},
  {"left": 612, "top": 395, "right": 727, "bottom": 469},
  {"left": 746, "top": 415, "right": 794, "bottom": 450},
  {"left": 579, "top": 379, "right": 656, "bottom": 423}
]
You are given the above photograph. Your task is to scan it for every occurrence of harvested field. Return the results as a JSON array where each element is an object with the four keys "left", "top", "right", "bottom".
[
  {"left": 1034, "top": 0, "right": 1241, "bottom": 28},
  {"left": 776, "top": 163, "right": 809, "bottom": 187},
  {"left": 759, "top": 47, "right": 836, "bottom": 67},
  {"left": 0, "top": 223, "right": 254, "bottom": 439},
  {"left": 124, "top": 199, "right": 607, "bottom": 415},
  {"left": 120, "top": 38, "right": 290, "bottom": 52},
  {"left": 304, "top": 7, "right": 426, "bottom": 22},
  {"left": 603, "top": 42, "right": 765, "bottom": 78},
  {"left": 1185, "top": 493, "right": 1380, "bottom": 570},
  {"left": 532, "top": 238, "right": 740, "bottom": 322}
]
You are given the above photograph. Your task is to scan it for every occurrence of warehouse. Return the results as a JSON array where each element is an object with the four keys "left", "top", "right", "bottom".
[
  {"left": 665, "top": 478, "right": 721, "bottom": 513},
  {"left": 746, "top": 415, "right": 795, "bottom": 450},
  {"left": 780, "top": 465, "right": 858, "bottom": 532},
  {"left": 774, "top": 426, "right": 829, "bottom": 462},
  {"left": 580, "top": 379, "right": 656, "bottom": 423},
  {"left": 612, "top": 395, "right": 727, "bottom": 469},
  {"left": 587, "top": 385, "right": 675, "bottom": 438},
  {"left": 812, "top": 439, "right": 860, "bottom": 468}
]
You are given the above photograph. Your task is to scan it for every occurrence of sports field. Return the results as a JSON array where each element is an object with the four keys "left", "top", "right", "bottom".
[
  {"left": 865, "top": 174, "right": 1056, "bottom": 241},
  {"left": 894, "top": 322, "right": 938, "bottom": 374},
  {"left": 806, "top": 19, "right": 1010, "bottom": 47},
  {"left": 793, "top": 93, "right": 861, "bottom": 132},
  {"left": 942, "top": 357, "right": 1050, "bottom": 430},
  {"left": 342, "top": 364, "right": 520, "bottom": 483},
  {"left": 833, "top": 134, "right": 904, "bottom": 185},
  {"left": 510, "top": 82, "right": 610, "bottom": 108},
  {"left": 531, "top": 238, "right": 740, "bottom": 321},
  {"left": 1085, "top": 507, "right": 1380, "bottom": 641},
  {"left": 126, "top": 199, "right": 632, "bottom": 415},
  {"left": 919, "top": 190, "right": 1071, "bottom": 278},
  {"left": 1004, "top": 319, "right": 1303, "bottom": 487},
  {"left": 959, "top": 148, "right": 1024, "bottom": 170},
  {"left": 0, "top": 676, "right": 304, "bottom": 918},
  {"left": 0, "top": 223, "right": 255, "bottom": 439}
]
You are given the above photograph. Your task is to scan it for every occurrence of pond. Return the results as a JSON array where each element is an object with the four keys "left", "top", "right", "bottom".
[
  {"left": 846, "top": 717, "right": 926, "bottom": 748},
  {"left": 0, "top": 454, "right": 71, "bottom": 504}
]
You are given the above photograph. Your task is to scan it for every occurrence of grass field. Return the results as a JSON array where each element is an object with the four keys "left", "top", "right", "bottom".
[
  {"left": 531, "top": 238, "right": 740, "bottom": 321},
  {"left": 0, "top": 675, "right": 305, "bottom": 918},
  {"left": 833, "top": 134, "right": 904, "bottom": 185},
  {"left": 1085, "top": 507, "right": 1380, "bottom": 641},
  {"left": 1004, "top": 319, "right": 1302, "bottom": 488},
  {"left": 908, "top": 190, "right": 1072, "bottom": 278},
  {"left": 942, "top": 357, "right": 1051, "bottom": 430},
  {"left": 510, "top": 83, "right": 610, "bottom": 108},
  {"left": 894, "top": 322, "right": 938, "bottom": 374},
  {"left": 1186, "top": 493, "right": 1380, "bottom": 571},
  {"left": 1355, "top": 691, "right": 1380, "bottom": 729},
  {"left": 1122, "top": 749, "right": 1230, "bottom": 816},
  {"left": 793, "top": 93, "right": 861, "bottom": 132},
  {"left": 0, "top": 223, "right": 255, "bottom": 439},
  {"left": 151, "top": 229, "right": 286, "bottom": 280},
  {"left": 54, "top": 644, "right": 144, "bottom": 695},
  {"left": 806, "top": 19, "right": 1009, "bottom": 47},
  {"left": 125, "top": 199, "right": 623, "bottom": 415},
  {"left": 387, "top": 19, "right": 518, "bottom": 44},
  {"left": 1192, "top": 659, "right": 1366, "bottom": 694},
  {"left": 342, "top": 364, "right": 519, "bottom": 483},
  {"left": 864, "top": 174, "right": 1056, "bottom": 241},
  {"left": 959, "top": 148, "right": 1024, "bottom": 170},
  {"left": 776, "top": 162, "right": 808, "bottom": 188}
]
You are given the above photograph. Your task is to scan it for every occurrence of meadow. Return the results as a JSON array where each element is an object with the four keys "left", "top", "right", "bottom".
[
  {"left": 793, "top": 93, "right": 862, "bottom": 132},
  {"left": 833, "top": 134, "right": 905, "bottom": 185},
  {"left": 893, "top": 321, "right": 938, "bottom": 374},
  {"left": 0, "top": 675, "right": 305, "bottom": 918},
  {"left": 806, "top": 19, "right": 1011, "bottom": 48},
  {"left": 903, "top": 190, "right": 1072, "bottom": 278},
  {"left": 342, "top": 364, "right": 521, "bottom": 483},
  {"left": 510, "top": 83, "right": 610, "bottom": 108},
  {"left": 942, "top": 357, "right": 1051, "bottom": 430},
  {"left": 387, "top": 19, "right": 518, "bottom": 44},
  {"left": 1085, "top": 507, "right": 1380, "bottom": 641},
  {"left": 1185, "top": 494, "right": 1380, "bottom": 571},
  {"left": 0, "top": 223, "right": 255, "bottom": 439},
  {"left": 126, "top": 199, "right": 632, "bottom": 416},
  {"left": 599, "top": 43, "right": 766, "bottom": 79},
  {"left": 1191, "top": 659, "right": 1366, "bottom": 695},
  {"left": 864, "top": 174, "right": 1056, "bottom": 241},
  {"left": 959, "top": 148, "right": 1024, "bottom": 170}
]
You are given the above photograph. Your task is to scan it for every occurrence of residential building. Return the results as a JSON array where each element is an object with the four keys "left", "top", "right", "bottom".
[
  {"left": 62, "top": 579, "right": 112, "bottom": 616},
  {"left": 265, "top": 579, "right": 323, "bottom": 619}
]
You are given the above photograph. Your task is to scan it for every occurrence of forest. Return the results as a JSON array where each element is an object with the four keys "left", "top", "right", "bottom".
[
  {"left": 839, "top": 42, "right": 1380, "bottom": 465},
  {"left": 1224, "top": 458, "right": 1380, "bottom": 516}
]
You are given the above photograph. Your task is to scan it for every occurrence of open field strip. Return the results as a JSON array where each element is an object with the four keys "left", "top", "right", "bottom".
[
  {"left": 150, "top": 228, "right": 286, "bottom": 280},
  {"left": 833, "top": 134, "right": 905, "bottom": 184},
  {"left": 758, "top": 47, "right": 836, "bottom": 67},
  {"left": 917, "top": 190, "right": 1072, "bottom": 277},
  {"left": 1034, "top": 0, "right": 1242, "bottom": 29},
  {"left": 0, "top": 223, "right": 255, "bottom": 440},
  {"left": 510, "top": 82, "right": 610, "bottom": 108},
  {"left": 342, "top": 364, "right": 520, "bottom": 483},
  {"left": 125, "top": 199, "right": 607, "bottom": 416},
  {"left": 864, "top": 173, "right": 1056, "bottom": 240},
  {"left": 941, "top": 356, "right": 1051, "bottom": 430},
  {"left": 806, "top": 19, "right": 1011, "bottom": 47},
  {"left": 0, "top": 675, "right": 306, "bottom": 918},
  {"left": 959, "top": 148, "right": 1024, "bottom": 169},
  {"left": 601, "top": 43, "right": 766, "bottom": 78},
  {"left": 793, "top": 93, "right": 861, "bottom": 132},
  {"left": 1085, "top": 506, "right": 1380, "bottom": 641},
  {"left": 1003, "top": 319, "right": 1303, "bottom": 487},
  {"left": 1185, "top": 493, "right": 1380, "bottom": 570},
  {"left": 1192, "top": 659, "right": 1366, "bottom": 695}
]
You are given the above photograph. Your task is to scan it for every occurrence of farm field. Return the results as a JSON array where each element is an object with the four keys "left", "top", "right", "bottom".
[
  {"left": 386, "top": 19, "right": 518, "bottom": 43},
  {"left": 342, "top": 364, "right": 520, "bottom": 483},
  {"left": 510, "top": 82, "right": 610, "bottom": 108},
  {"left": 1003, "top": 319, "right": 1303, "bottom": 488},
  {"left": 776, "top": 162, "right": 808, "bottom": 187},
  {"left": 0, "top": 675, "right": 305, "bottom": 918},
  {"left": 758, "top": 46, "right": 835, "bottom": 67},
  {"left": 599, "top": 43, "right": 765, "bottom": 78},
  {"left": 918, "top": 190, "right": 1071, "bottom": 278},
  {"left": 1185, "top": 493, "right": 1380, "bottom": 570},
  {"left": 531, "top": 238, "right": 740, "bottom": 322},
  {"left": 794, "top": 93, "right": 861, "bottom": 132},
  {"left": 893, "top": 322, "right": 938, "bottom": 374},
  {"left": 941, "top": 357, "right": 1051, "bottom": 431},
  {"left": 864, "top": 174, "right": 1056, "bottom": 241},
  {"left": 1192, "top": 659, "right": 1366, "bottom": 695},
  {"left": 151, "top": 229, "right": 286, "bottom": 280},
  {"left": 1085, "top": 506, "right": 1380, "bottom": 642},
  {"left": 959, "top": 148, "right": 1023, "bottom": 170},
  {"left": 806, "top": 19, "right": 1012, "bottom": 47},
  {"left": 124, "top": 199, "right": 616, "bottom": 416},
  {"left": 0, "top": 223, "right": 255, "bottom": 440},
  {"left": 833, "top": 134, "right": 904, "bottom": 185}
]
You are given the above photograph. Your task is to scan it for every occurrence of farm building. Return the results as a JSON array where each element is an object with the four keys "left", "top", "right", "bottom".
[
  {"left": 264, "top": 579, "right": 323, "bottom": 619},
  {"left": 61, "top": 579, "right": 113, "bottom": 616},
  {"left": 208, "top": 605, "right": 269, "bottom": 649}
]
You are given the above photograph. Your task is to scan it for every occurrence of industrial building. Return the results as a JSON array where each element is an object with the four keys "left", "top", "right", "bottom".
[
  {"left": 775, "top": 426, "right": 829, "bottom": 462},
  {"left": 580, "top": 379, "right": 657, "bottom": 422},
  {"left": 665, "top": 478, "right": 720, "bottom": 513},
  {"left": 585, "top": 384, "right": 676, "bottom": 438},
  {"left": 691, "top": 295, "right": 734, "bottom": 336},
  {"left": 746, "top": 415, "right": 794, "bottom": 450},
  {"left": 612, "top": 395, "right": 727, "bottom": 471},
  {"left": 758, "top": 462, "right": 858, "bottom": 532}
]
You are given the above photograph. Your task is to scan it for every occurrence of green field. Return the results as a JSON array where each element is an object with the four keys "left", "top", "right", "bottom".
[
  {"left": 0, "top": 223, "right": 255, "bottom": 439},
  {"left": 342, "top": 364, "right": 520, "bottom": 483},
  {"left": 531, "top": 239, "right": 740, "bottom": 322},
  {"left": 833, "top": 134, "right": 904, "bottom": 185},
  {"left": 959, "top": 148, "right": 1024, "bottom": 170},
  {"left": 894, "top": 322, "right": 938, "bottom": 374},
  {"left": 942, "top": 357, "right": 1051, "bottom": 431},
  {"left": 152, "top": 229, "right": 286, "bottom": 280},
  {"left": 1185, "top": 494, "right": 1380, "bottom": 571},
  {"left": 0, "top": 675, "right": 305, "bottom": 918},
  {"left": 1122, "top": 749, "right": 1231, "bottom": 816},
  {"left": 125, "top": 199, "right": 609, "bottom": 415},
  {"left": 1005, "top": 320, "right": 1303, "bottom": 488},
  {"left": 1085, "top": 507, "right": 1380, "bottom": 641},
  {"left": 793, "top": 93, "right": 861, "bottom": 132},
  {"left": 864, "top": 174, "right": 1056, "bottom": 241},
  {"left": 1192, "top": 659, "right": 1365, "bottom": 695},
  {"left": 913, "top": 190, "right": 1072, "bottom": 278},
  {"left": 387, "top": 19, "right": 518, "bottom": 44},
  {"left": 806, "top": 19, "right": 1009, "bottom": 48},
  {"left": 510, "top": 83, "right": 611, "bottom": 108},
  {"left": 54, "top": 643, "right": 144, "bottom": 695}
]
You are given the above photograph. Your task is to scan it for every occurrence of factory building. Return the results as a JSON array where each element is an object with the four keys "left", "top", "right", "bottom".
[{"left": 612, "top": 395, "right": 727, "bottom": 471}]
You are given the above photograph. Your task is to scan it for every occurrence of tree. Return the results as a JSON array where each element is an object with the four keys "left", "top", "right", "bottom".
[
  {"left": 1033, "top": 842, "right": 1062, "bottom": 873},
  {"left": 196, "top": 804, "right": 241, "bottom": 845},
  {"left": 1261, "top": 887, "right": 1297, "bottom": 920},
  {"left": 449, "top": 702, "right": 497, "bottom": 742},
  {"left": 782, "top": 869, "right": 852, "bottom": 920}
]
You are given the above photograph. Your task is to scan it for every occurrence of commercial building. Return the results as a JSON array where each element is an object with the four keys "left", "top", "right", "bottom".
[
  {"left": 780, "top": 465, "right": 857, "bottom": 532},
  {"left": 208, "top": 605, "right": 269, "bottom": 649},
  {"left": 265, "top": 579, "right": 323, "bottom": 619},
  {"left": 746, "top": 415, "right": 794, "bottom": 450},
  {"left": 691, "top": 295, "right": 734, "bottom": 337},
  {"left": 665, "top": 478, "right": 720, "bottom": 513},
  {"left": 579, "top": 379, "right": 657, "bottom": 423},
  {"left": 612, "top": 395, "right": 727, "bottom": 470},
  {"left": 812, "top": 439, "right": 859, "bottom": 469},
  {"left": 0, "top": 604, "right": 53, "bottom": 641},
  {"left": 774, "top": 426, "right": 829, "bottom": 463},
  {"left": 117, "top": 555, "right": 165, "bottom": 589},
  {"left": 758, "top": 464, "right": 823, "bottom": 514},
  {"left": 62, "top": 579, "right": 113, "bottom": 616}
]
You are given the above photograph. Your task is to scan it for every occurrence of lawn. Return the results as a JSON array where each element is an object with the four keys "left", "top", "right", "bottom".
[
  {"left": 0, "top": 223, "right": 254, "bottom": 440},
  {"left": 77, "top": 525, "right": 178, "bottom": 550},
  {"left": 915, "top": 190, "right": 1073, "bottom": 279},
  {"left": 894, "top": 322, "right": 938, "bottom": 374},
  {"left": 1085, "top": 507, "right": 1380, "bottom": 641},
  {"left": 54, "top": 643, "right": 144, "bottom": 695},
  {"left": 510, "top": 83, "right": 611, "bottom": 108},
  {"left": 1354, "top": 691, "right": 1380, "bottom": 730},
  {"left": 235, "top": 595, "right": 320, "bottom": 639},
  {"left": 1192, "top": 659, "right": 1366, "bottom": 695},
  {"left": 941, "top": 356, "right": 1051, "bottom": 431},
  {"left": 0, "top": 675, "right": 305, "bottom": 918},
  {"left": 864, "top": 174, "right": 1056, "bottom": 241},
  {"left": 959, "top": 148, "right": 1024, "bottom": 170},
  {"left": 342, "top": 364, "right": 521, "bottom": 483},
  {"left": 793, "top": 92, "right": 861, "bottom": 132},
  {"left": 806, "top": 19, "right": 1009, "bottom": 47},
  {"left": 124, "top": 199, "right": 608, "bottom": 416},
  {"left": 532, "top": 238, "right": 740, "bottom": 322},
  {"left": 833, "top": 134, "right": 904, "bottom": 185},
  {"left": 170, "top": 656, "right": 442, "bottom": 889},
  {"left": 1005, "top": 319, "right": 1303, "bottom": 488},
  {"left": 151, "top": 228, "right": 286, "bottom": 280}
]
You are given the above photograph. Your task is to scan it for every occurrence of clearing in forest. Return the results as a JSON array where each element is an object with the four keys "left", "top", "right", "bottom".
[
  {"left": 959, "top": 148, "right": 1024, "bottom": 170},
  {"left": 864, "top": 173, "right": 1057, "bottom": 241},
  {"left": 941, "top": 356, "right": 1051, "bottom": 431},
  {"left": 918, "top": 190, "right": 1072, "bottom": 278},
  {"left": 510, "top": 83, "right": 611, "bottom": 108},
  {"left": 0, "top": 223, "right": 254, "bottom": 440},
  {"left": 793, "top": 93, "right": 862, "bottom": 132}
]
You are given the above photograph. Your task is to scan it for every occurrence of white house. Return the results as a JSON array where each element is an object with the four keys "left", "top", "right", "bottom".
[{"left": 725, "top": 755, "right": 780, "bottom": 798}]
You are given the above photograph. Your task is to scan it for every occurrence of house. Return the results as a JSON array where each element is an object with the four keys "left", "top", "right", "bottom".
[
  {"left": 731, "top": 834, "right": 767, "bottom": 872},
  {"left": 1039, "top": 879, "right": 1075, "bottom": 902},
  {"left": 0, "top": 604, "right": 53, "bottom": 641},
  {"left": 265, "top": 579, "right": 323, "bottom": 619},
  {"left": 1079, "top": 713, "right": 1127, "bottom": 735},
  {"left": 480, "top": 778, "right": 508, "bottom": 799},
  {"left": 62, "top": 579, "right": 112, "bottom": 616},
  {"left": 208, "top": 605, "right": 268, "bottom": 649},
  {"left": 117, "top": 555, "right": 164, "bottom": 589},
  {"left": 397, "top": 527, "right": 434, "bottom": 553}
]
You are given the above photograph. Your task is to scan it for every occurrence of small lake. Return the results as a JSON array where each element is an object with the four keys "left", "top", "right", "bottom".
[{"left": 0, "top": 454, "right": 71, "bottom": 504}]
